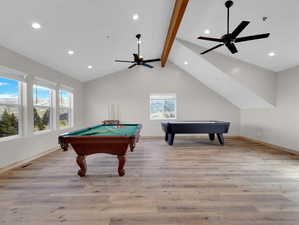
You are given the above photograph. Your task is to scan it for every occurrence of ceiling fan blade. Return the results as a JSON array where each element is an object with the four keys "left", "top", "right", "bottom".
[
  {"left": 231, "top": 21, "right": 250, "bottom": 38},
  {"left": 200, "top": 44, "right": 224, "bottom": 55},
  {"left": 142, "top": 63, "right": 154, "bottom": 69},
  {"left": 115, "top": 60, "right": 134, "bottom": 63},
  {"left": 197, "top": 36, "right": 223, "bottom": 42},
  {"left": 235, "top": 33, "right": 270, "bottom": 43},
  {"left": 143, "top": 58, "right": 160, "bottom": 63},
  {"left": 225, "top": 42, "right": 238, "bottom": 54},
  {"left": 128, "top": 63, "right": 137, "bottom": 69}
]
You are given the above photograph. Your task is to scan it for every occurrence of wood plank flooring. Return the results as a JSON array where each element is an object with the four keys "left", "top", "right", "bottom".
[{"left": 1, "top": 137, "right": 299, "bottom": 225}]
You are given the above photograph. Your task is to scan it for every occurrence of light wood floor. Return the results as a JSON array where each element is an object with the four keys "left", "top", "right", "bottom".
[{"left": 1, "top": 137, "right": 299, "bottom": 225}]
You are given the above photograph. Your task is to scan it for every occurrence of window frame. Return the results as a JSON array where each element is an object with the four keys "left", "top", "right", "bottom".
[
  {"left": 149, "top": 93, "right": 177, "bottom": 121},
  {"left": 32, "top": 84, "right": 54, "bottom": 134},
  {"left": 0, "top": 77, "right": 24, "bottom": 141},
  {"left": 58, "top": 89, "right": 74, "bottom": 130}
]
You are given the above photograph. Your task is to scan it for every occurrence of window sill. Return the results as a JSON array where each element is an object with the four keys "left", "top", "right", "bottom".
[
  {"left": 33, "top": 129, "right": 52, "bottom": 136},
  {"left": 0, "top": 135, "right": 21, "bottom": 143},
  {"left": 150, "top": 118, "right": 177, "bottom": 121},
  {"left": 59, "top": 126, "right": 74, "bottom": 131}
]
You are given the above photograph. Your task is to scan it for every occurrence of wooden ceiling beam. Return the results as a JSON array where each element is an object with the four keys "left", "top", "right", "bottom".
[{"left": 161, "top": 0, "right": 190, "bottom": 67}]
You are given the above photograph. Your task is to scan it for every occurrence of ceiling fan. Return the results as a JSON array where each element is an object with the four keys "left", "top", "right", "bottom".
[
  {"left": 197, "top": 0, "right": 270, "bottom": 55},
  {"left": 115, "top": 34, "right": 160, "bottom": 69}
]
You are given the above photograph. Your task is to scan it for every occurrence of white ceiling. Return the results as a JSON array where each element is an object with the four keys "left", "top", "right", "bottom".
[
  {"left": 178, "top": 0, "right": 299, "bottom": 72},
  {"left": 0, "top": 0, "right": 173, "bottom": 81},
  {"left": 0, "top": 0, "right": 298, "bottom": 82}
]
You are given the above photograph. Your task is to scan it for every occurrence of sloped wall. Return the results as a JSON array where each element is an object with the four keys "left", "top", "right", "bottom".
[{"left": 170, "top": 39, "right": 276, "bottom": 108}]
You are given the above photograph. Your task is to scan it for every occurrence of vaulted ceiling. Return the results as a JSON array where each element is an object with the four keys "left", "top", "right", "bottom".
[
  {"left": 0, "top": 0, "right": 173, "bottom": 81},
  {"left": 0, "top": 0, "right": 298, "bottom": 81},
  {"left": 178, "top": 0, "right": 299, "bottom": 72}
]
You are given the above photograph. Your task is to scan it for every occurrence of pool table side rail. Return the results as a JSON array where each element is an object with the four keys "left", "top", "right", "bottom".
[
  {"left": 60, "top": 124, "right": 139, "bottom": 137},
  {"left": 58, "top": 124, "right": 142, "bottom": 151}
]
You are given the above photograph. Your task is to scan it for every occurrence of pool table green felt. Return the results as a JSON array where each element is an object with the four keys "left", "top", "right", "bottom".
[{"left": 67, "top": 125, "right": 138, "bottom": 137}]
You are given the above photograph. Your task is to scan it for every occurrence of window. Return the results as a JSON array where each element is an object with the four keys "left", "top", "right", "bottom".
[
  {"left": 33, "top": 85, "right": 52, "bottom": 132},
  {"left": 59, "top": 90, "right": 73, "bottom": 129},
  {"left": 0, "top": 68, "right": 76, "bottom": 140},
  {"left": 0, "top": 77, "right": 21, "bottom": 138},
  {"left": 150, "top": 94, "right": 176, "bottom": 120}
]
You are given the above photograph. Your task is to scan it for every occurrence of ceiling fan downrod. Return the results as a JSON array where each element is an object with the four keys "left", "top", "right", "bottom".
[{"left": 225, "top": 0, "right": 234, "bottom": 34}]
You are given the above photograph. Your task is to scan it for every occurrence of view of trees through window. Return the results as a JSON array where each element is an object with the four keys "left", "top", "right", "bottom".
[
  {"left": 0, "top": 106, "right": 19, "bottom": 137},
  {"left": 1, "top": 76, "right": 74, "bottom": 139},
  {"left": 150, "top": 94, "right": 176, "bottom": 120},
  {"left": 33, "top": 85, "right": 51, "bottom": 132},
  {"left": 0, "top": 77, "right": 19, "bottom": 138},
  {"left": 59, "top": 90, "right": 72, "bottom": 129}
]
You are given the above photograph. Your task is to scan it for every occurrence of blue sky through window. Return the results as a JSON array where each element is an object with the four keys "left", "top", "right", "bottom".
[
  {"left": 59, "top": 90, "right": 71, "bottom": 107},
  {"left": 0, "top": 77, "right": 19, "bottom": 98},
  {"left": 0, "top": 77, "right": 19, "bottom": 104}
]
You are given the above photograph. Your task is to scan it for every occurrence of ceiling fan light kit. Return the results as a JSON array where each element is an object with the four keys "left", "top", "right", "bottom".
[
  {"left": 115, "top": 34, "right": 160, "bottom": 69},
  {"left": 197, "top": 0, "right": 270, "bottom": 55}
]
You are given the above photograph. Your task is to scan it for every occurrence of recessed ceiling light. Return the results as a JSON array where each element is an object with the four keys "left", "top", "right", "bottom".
[
  {"left": 88, "top": 65, "right": 93, "bottom": 69},
  {"left": 132, "top": 13, "right": 139, "bottom": 21},
  {"left": 204, "top": 29, "right": 211, "bottom": 34},
  {"left": 268, "top": 52, "right": 276, "bottom": 57},
  {"left": 32, "top": 22, "right": 41, "bottom": 30},
  {"left": 68, "top": 50, "right": 75, "bottom": 55},
  {"left": 184, "top": 61, "right": 188, "bottom": 65}
]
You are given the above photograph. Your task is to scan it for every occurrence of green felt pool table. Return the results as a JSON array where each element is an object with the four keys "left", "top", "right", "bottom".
[{"left": 58, "top": 124, "right": 142, "bottom": 177}]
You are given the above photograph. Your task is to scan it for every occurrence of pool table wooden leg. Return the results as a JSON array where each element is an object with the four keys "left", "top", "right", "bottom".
[
  {"left": 117, "top": 155, "right": 126, "bottom": 177},
  {"left": 209, "top": 133, "right": 215, "bottom": 141},
  {"left": 217, "top": 133, "right": 224, "bottom": 145},
  {"left": 76, "top": 155, "right": 87, "bottom": 177}
]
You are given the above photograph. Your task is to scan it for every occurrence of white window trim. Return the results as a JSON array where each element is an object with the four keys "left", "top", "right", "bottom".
[
  {"left": 0, "top": 65, "right": 27, "bottom": 82},
  {"left": 0, "top": 134, "right": 22, "bottom": 143},
  {"left": 33, "top": 129, "right": 52, "bottom": 136},
  {"left": 0, "top": 78, "right": 24, "bottom": 139},
  {"left": 58, "top": 90, "right": 74, "bottom": 130},
  {"left": 33, "top": 77, "right": 57, "bottom": 90},
  {"left": 32, "top": 85, "right": 54, "bottom": 134},
  {"left": 149, "top": 93, "right": 177, "bottom": 120},
  {"left": 59, "top": 84, "right": 74, "bottom": 93}
]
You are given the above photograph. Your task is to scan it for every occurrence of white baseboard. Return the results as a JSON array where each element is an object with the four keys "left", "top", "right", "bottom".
[
  {"left": 0, "top": 146, "right": 60, "bottom": 175},
  {"left": 237, "top": 136, "right": 299, "bottom": 155}
]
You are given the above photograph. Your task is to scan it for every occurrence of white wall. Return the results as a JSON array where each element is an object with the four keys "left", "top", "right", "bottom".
[
  {"left": 0, "top": 45, "right": 84, "bottom": 168},
  {"left": 241, "top": 66, "right": 299, "bottom": 152},
  {"left": 83, "top": 62, "right": 240, "bottom": 136}
]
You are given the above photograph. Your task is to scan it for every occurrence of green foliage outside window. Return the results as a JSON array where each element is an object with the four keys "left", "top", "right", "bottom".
[
  {"left": 0, "top": 109, "right": 18, "bottom": 137},
  {"left": 34, "top": 107, "right": 50, "bottom": 131}
]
